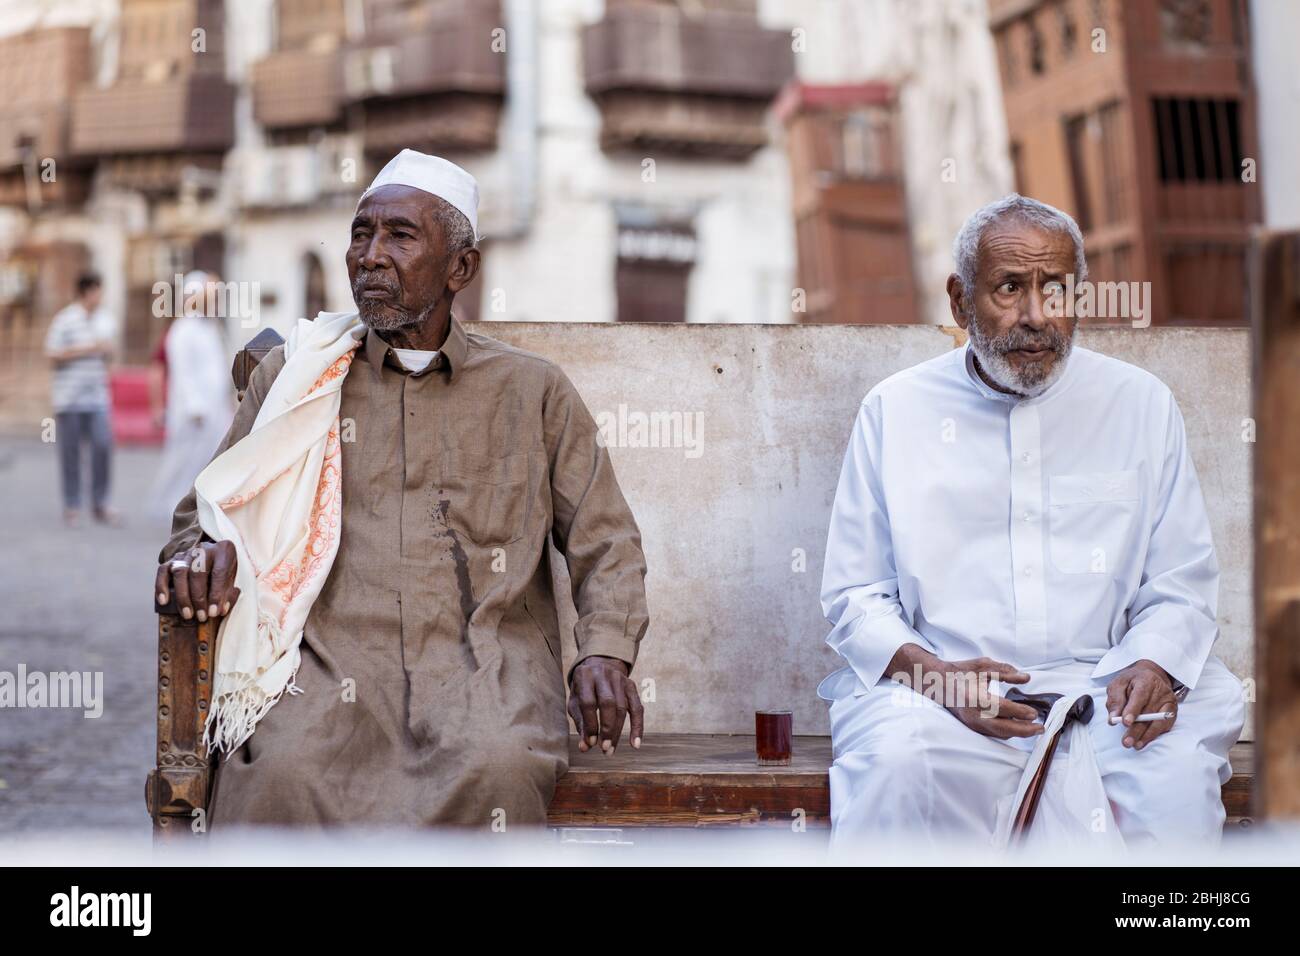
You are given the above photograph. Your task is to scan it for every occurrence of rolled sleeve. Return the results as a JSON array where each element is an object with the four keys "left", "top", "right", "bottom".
[
  {"left": 572, "top": 616, "right": 641, "bottom": 679},
  {"left": 1092, "top": 631, "right": 1203, "bottom": 690},
  {"left": 825, "top": 597, "right": 939, "bottom": 689}
]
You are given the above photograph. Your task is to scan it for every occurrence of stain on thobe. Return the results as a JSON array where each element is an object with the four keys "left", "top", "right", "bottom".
[{"left": 160, "top": 317, "right": 649, "bottom": 828}]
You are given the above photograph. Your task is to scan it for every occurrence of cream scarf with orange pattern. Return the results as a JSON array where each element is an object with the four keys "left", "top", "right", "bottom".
[{"left": 194, "top": 311, "right": 365, "bottom": 755}]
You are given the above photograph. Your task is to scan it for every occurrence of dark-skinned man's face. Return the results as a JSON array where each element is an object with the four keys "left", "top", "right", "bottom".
[
  {"left": 346, "top": 184, "right": 454, "bottom": 331},
  {"left": 946, "top": 221, "right": 1079, "bottom": 397}
]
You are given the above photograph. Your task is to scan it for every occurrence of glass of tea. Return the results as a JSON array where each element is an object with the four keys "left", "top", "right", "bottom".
[{"left": 755, "top": 710, "right": 793, "bottom": 765}]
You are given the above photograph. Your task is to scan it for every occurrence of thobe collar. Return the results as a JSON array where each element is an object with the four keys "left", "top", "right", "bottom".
[
  {"left": 961, "top": 341, "right": 1076, "bottom": 407},
  {"left": 363, "top": 313, "right": 468, "bottom": 383}
]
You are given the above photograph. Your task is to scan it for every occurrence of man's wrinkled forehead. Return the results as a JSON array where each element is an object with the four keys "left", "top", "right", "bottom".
[
  {"left": 977, "top": 222, "right": 1074, "bottom": 276},
  {"left": 352, "top": 184, "right": 439, "bottom": 228}
]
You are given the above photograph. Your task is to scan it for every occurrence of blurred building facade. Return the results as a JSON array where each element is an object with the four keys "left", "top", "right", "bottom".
[
  {"left": 5, "top": 1, "right": 1292, "bottom": 431},
  {"left": 989, "top": 0, "right": 1261, "bottom": 326},
  {"left": 0, "top": 0, "right": 1022, "bottom": 431}
]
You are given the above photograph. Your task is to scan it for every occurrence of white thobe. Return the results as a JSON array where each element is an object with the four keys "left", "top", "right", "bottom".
[
  {"left": 819, "top": 343, "right": 1244, "bottom": 849},
  {"left": 150, "top": 315, "right": 234, "bottom": 518}
]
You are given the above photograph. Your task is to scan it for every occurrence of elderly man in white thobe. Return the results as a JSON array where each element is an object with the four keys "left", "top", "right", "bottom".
[{"left": 819, "top": 194, "right": 1245, "bottom": 849}]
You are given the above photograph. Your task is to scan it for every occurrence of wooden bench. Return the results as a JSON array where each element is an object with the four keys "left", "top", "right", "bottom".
[
  {"left": 549, "top": 733, "right": 834, "bottom": 828},
  {"left": 145, "top": 607, "right": 1255, "bottom": 834},
  {"left": 146, "top": 330, "right": 1258, "bottom": 836},
  {"left": 549, "top": 733, "right": 1256, "bottom": 830}
]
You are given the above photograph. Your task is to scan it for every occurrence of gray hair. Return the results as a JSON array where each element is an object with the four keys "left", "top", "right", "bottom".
[
  {"left": 431, "top": 195, "right": 477, "bottom": 256},
  {"left": 952, "top": 194, "right": 1087, "bottom": 305}
]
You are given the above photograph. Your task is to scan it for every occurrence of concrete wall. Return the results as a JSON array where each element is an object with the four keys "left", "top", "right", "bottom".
[{"left": 481, "top": 322, "right": 1254, "bottom": 738}]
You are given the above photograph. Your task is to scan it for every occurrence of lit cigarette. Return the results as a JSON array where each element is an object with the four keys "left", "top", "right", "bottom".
[{"left": 1108, "top": 711, "right": 1175, "bottom": 724}]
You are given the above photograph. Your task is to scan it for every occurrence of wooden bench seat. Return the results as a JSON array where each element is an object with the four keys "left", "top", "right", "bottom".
[{"left": 548, "top": 733, "right": 1255, "bottom": 829}]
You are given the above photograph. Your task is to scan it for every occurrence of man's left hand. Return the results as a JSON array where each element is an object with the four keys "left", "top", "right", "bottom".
[
  {"left": 1106, "top": 660, "right": 1177, "bottom": 751},
  {"left": 568, "top": 656, "right": 643, "bottom": 755}
]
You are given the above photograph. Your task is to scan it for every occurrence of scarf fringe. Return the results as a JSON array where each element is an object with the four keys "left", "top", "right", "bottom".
[
  {"left": 203, "top": 664, "right": 303, "bottom": 758},
  {"left": 203, "top": 612, "right": 304, "bottom": 758}
]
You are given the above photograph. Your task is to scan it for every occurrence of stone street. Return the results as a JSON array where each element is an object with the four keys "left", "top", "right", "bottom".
[{"left": 0, "top": 437, "right": 168, "bottom": 840}]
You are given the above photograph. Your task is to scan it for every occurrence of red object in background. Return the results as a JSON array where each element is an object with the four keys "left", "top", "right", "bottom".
[{"left": 110, "top": 367, "right": 164, "bottom": 445}]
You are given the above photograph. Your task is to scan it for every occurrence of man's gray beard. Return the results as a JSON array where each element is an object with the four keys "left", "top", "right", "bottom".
[
  {"left": 966, "top": 314, "right": 1076, "bottom": 398},
  {"left": 357, "top": 295, "right": 439, "bottom": 331}
]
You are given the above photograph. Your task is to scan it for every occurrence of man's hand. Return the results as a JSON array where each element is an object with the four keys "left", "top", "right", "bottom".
[
  {"left": 567, "top": 656, "right": 643, "bottom": 755},
  {"left": 1106, "top": 660, "right": 1177, "bottom": 751},
  {"left": 938, "top": 656, "right": 1046, "bottom": 740},
  {"left": 887, "top": 644, "right": 1044, "bottom": 740},
  {"left": 155, "top": 541, "right": 240, "bottom": 624}
]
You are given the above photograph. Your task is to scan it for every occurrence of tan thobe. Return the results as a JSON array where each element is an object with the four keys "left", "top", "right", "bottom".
[{"left": 159, "top": 317, "right": 650, "bottom": 828}]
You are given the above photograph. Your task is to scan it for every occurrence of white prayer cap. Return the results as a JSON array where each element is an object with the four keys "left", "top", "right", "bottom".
[{"left": 358, "top": 148, "right": 479, "bottom": 239}]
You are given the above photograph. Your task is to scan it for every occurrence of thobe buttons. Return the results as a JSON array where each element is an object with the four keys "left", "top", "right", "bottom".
[
  {"left": 1023, "top": 511, "right": 1033, "bottom": 522},
  {"left": 1023, "top": 566, "right": 1033, "bottom": 577},
  {"left": 1021, "top": 452, "right": 1032, "bottom": 464}
]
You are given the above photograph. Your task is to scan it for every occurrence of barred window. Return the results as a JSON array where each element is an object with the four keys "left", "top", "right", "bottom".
[{"left": 1152, "top": 97, "right": 1244, "bottom": 183}]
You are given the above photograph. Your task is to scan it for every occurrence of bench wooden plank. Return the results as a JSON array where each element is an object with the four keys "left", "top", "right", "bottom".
[
  {"left": 548, "top": 734, "right": 1254, "bottom": 828},
  {"left": 549, "top": 734, "right": 831, "bottom": 827}
]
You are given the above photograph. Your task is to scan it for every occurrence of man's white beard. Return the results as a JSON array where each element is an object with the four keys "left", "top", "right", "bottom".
[
  {"left": 352, "top": 267, "right": 445, "bottom": 331},
  {"left": 357, "top": 296, "right": 438, "bottom": 331},
  {"left": 966, "top": 315, "right": 1076, "bottom": 398}
]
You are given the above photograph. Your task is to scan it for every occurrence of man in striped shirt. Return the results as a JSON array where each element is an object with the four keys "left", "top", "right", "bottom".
[{"left": 44, "top": 273, "right": 120, "bottom": 527}]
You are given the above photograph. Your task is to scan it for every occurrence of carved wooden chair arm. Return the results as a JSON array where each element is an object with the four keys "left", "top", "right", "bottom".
[
  {"left": 146, "top": 602, "right": 217, "bottom": 839},
  {"left": 146, "top": 326, "right": 284, "bottom": 839}
]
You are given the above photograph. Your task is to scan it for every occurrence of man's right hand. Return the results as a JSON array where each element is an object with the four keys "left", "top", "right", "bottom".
[
  {"left": 155, "top": 541, "right": 240, "bottom": 623},
  {"left": 887, "top": 644, "right": 1044, "bottom": 740}
]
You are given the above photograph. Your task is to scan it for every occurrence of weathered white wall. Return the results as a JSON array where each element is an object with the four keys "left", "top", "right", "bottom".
[
  {"left": 476, "top": 0, "right": 798, "bottom": 325},
  {"left": 482, "top": 322, "right": 1254, "bottom": 739}
]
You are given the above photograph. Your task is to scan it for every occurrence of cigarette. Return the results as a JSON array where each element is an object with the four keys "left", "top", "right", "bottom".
[{"left": 1108, "top": 711, "right": 1175, "bottom": 724}]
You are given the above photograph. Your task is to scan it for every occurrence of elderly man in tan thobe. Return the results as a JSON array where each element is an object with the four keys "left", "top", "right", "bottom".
[{"left": 154, "top": 150, "right": 649, "bottom": 828}]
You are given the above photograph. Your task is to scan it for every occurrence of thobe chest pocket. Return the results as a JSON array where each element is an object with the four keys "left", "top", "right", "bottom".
[
  {"left": 1047, "top": 470, "right": 1140, "bottom": 575},
  {"left": 438, "top": 448, "right": 532, "bottom": 547}
]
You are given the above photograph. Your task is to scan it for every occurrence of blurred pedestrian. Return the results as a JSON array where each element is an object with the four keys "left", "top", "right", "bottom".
[
  {"left": 43, "top": 272, "right": 119, "bottom": 527},
  {"left": 150, "top": 271, "right": 234, "bottom": 519}
]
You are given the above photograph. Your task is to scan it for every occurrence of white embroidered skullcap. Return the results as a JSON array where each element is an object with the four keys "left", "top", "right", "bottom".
[{"left": 358, "top": 148, "right": 479, "bottom": 239}]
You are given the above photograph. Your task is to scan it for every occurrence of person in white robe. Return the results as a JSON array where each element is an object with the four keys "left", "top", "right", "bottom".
[
  {"left": 819, "top": 194, "right": 1245, "bottom": 850},
  {"left": 150, "top": 271, "right": 235, "bottom": 518}
]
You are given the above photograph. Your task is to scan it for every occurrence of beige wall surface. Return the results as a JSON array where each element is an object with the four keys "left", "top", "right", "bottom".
[{"left": 481, "top": 322, "right": 1253, "bottom": 738}]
